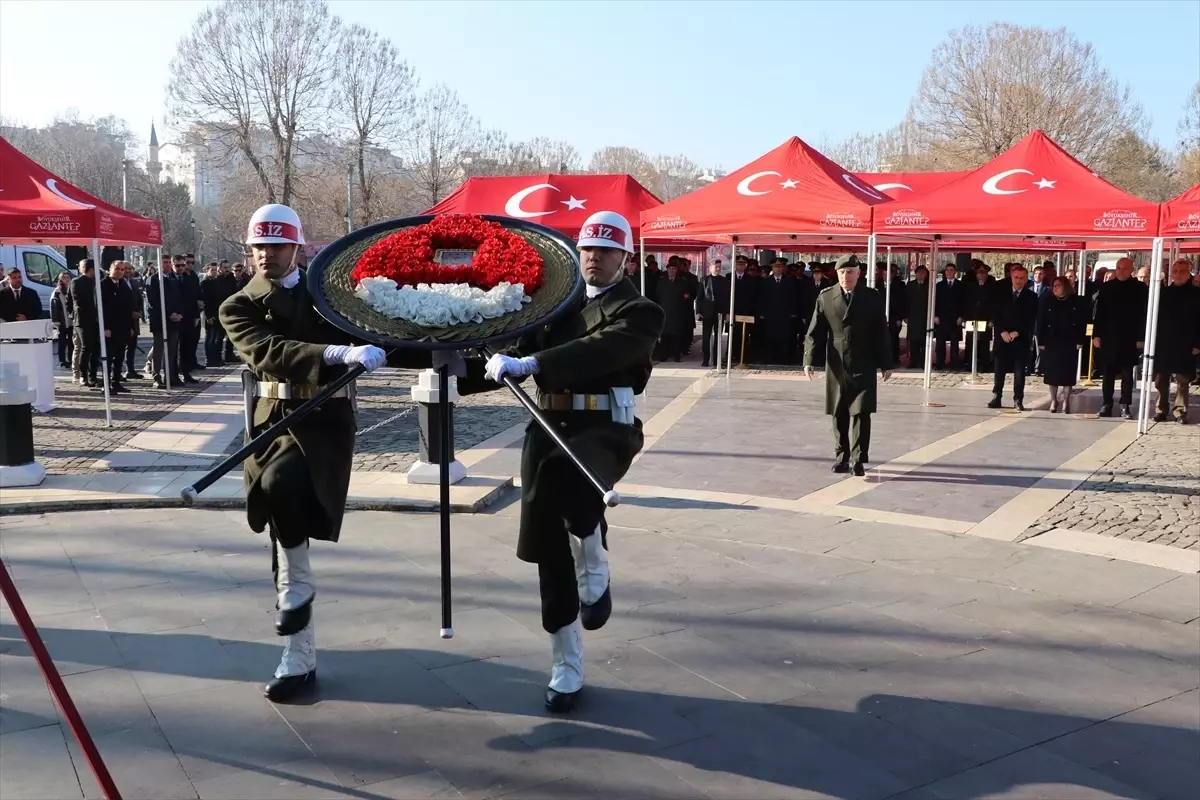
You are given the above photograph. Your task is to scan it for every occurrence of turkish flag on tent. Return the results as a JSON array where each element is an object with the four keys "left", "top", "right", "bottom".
[
  {"left": 0, "top": 136, "right": 162, "bottom": 245},
  {"left": 1160, "top": 183, "right": 1200, "bottom": 239},
  {"left": 639, "top": 137, "right": 891, "bottom": 243},
  {"left": 873, "top": 130, "right": 1160, "bottom": 240},
  {"left": 425, "top": 173, "right": 706, "bottom": 249},
  {"left": 855, "top": 171, "right": 969, "bottom": 198}
]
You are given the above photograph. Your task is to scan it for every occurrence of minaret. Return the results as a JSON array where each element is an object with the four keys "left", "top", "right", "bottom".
[{"left": 147, "top": 121, "right": 161, "bottom": 182}]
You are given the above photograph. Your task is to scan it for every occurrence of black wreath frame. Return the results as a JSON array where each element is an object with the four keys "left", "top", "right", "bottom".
[{"left": 307, "top": 214, "right": 584, "bottom": 352}]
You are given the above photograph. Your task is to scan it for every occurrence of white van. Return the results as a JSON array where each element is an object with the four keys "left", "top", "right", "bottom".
[{"left": 0, "top": 245, "right": 75, "bottom": 318}]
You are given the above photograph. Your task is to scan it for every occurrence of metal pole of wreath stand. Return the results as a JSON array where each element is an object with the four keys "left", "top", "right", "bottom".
[
  {"left": 436, "top": 363, "right": 454, "bottom": 639},
  {"left": 0, "top": 562, "right": 122, "bottom": 799}
]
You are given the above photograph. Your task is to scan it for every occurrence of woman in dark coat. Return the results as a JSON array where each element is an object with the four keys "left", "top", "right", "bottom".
[{"left": 1037, "top": 276, "right": 1089, "bottom": 413}]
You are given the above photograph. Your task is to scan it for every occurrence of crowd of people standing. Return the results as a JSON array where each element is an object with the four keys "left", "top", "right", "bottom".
[
  {"left": 43, "top": 254, "right": 253, "bottom": 392},
  {"left": 628, "top": 251, "right": 1200, "bottom": 422}
]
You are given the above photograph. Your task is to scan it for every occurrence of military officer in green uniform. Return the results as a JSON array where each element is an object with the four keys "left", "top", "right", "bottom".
[
  {"left": 220, "top": 204, "right": 389, "bottom": 703},
  {"left": 803, "top": 254, "right": 894, "bottom": 477},
  {"left": 462, "top": 210, "right": 664, "bottom": 713}
]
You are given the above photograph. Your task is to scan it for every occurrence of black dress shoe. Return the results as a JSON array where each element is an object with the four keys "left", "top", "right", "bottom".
[
  {"left": 579, "top": 586, "right": 611, "bottom": 631},
  {"left": 1098, "top": 404, "right": 1113, "bottom": 418},
  {"left": 275, "top": 602, "right": 312, "bottom": 636},
  {"left": 831, "top": 461, "right": 850, "bottom": 474},
  {"left": 1121, "top": 404, "right": 1134, "bottom": 420},
  {"left": 987, "top": 396, "right": 1002, "bottom": 409},
  {"left": 1178, "top": 415, "right": 1190, "bottom": 424},
  {"left": 264, "top": 670, "right": 315, "bottom": 702},
  {"left": 183, "top": 374, "right": 199, "bottom": 385},
  {"left": 1014, "top": 400, "right": 1025, "bottom": 412},
  {"left": 544, "top": 686, "right": 581, "bottom": 713},
  {"left": 1154, "top": 412, "right": 1168, "bottom": 423},
  {"left": 852, "top": 462, "right": 865, "bottom": 477}
]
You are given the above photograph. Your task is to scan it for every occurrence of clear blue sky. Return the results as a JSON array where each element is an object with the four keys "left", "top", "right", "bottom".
[{"left": 1, "top": 0, "right": 1196, "bottom": 169}]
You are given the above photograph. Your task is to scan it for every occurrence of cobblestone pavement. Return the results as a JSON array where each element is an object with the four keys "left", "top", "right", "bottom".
[
  {"left": 34, "top": 337, "right": 239, "bottom": 475},
  {"left": 1022, "top": 421, "right": 1200, "bottom": 550}
]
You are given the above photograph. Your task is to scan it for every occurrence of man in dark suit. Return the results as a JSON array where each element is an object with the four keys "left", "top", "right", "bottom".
[
  {"left": 905, "top": 265, "right": 931, "bottom": 368},
  {"left": 70, "top": 260, "right": 101, "bottom": 387},
  {"left": 962, "top": 261, "right": 997, "bottom": 372},
  {"left": 1092, "top": 257, "right": 1149, "bottom": 418},
  {"left": 758, "top": 257, "right": 799, "bottom": 364},
  {"left": 100, "top": 261, "right": 135, "bottom": 394},
  {"left": 876, "top": 263, "right": 909, "bottom": 366},
  {"left": 934, "top": 264, "right": 965, "bottom": 370},
  {"left": 654, "top": 260, "right": 693, "bottom": 362},
  {"left": 696, "top": 260, "right": 728, "bottom": 367},
  {"left": 729, "top": 256, "right": 757, "bottom": 364},
  {"left": 988, "top": 265, "right": 1040, "bottom": 410},
  {"left": 804, "top": 255, "right": 894, "bottom": 477},
  {"left": 0, "top": 267, "right": 44, "bottom": 322}
]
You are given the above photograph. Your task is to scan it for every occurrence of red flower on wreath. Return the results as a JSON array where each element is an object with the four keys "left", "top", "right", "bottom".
[{"left": 351, "top": 215, "right": 544, "bottom": 293}]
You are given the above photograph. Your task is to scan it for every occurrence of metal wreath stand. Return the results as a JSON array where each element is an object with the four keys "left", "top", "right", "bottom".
[{"left": 180, "top": 215, "right": 619, "bottom": 639}]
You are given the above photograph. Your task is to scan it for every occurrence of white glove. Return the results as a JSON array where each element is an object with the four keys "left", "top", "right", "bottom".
[
  {"left": 323, "top": 344, "right": 386, "bottom": 372},
  {"left": 485, "top": 354, "right": 538, "bottom": 382}
]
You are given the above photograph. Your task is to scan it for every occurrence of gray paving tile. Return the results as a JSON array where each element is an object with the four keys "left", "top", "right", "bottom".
[
  {"left": 21, "top": 609, "right": 122, "bottom": 677},
  {"left": 60, "top": 667, "right": 157, "bottom": 736},
  {"left": 1090, "top": 745, "right": 1200, "bottom": 800},
  {"left": 390, "top": 607, "right": 548, "bottom": 671},
  {"left": 147, "top": 682, "right": 310, "bottom": 785},
  {"left": 918, "top": 744, "right": 1153, "bottom": 800},
  {"left": 192, "top": 756, "right": 346, "bottom": 800},
  {"left": 0, "top": 724, "right": 85, "bottom": 800},
  {"left": 0, "top": 649, "right": 59, "bottom": 735},
  {"left": 353, "top": 769, "right": 462, "bottom": 799},
  {"left": 1116, "top": 574, "right": 1200, "bottom": 624},
  {"left": 112, "top": 625, "right": 243, "bottom": 699},
  {"left": 385, "top": 709, "right": 566, "bottom": 799},
  {"left": 67, "top": 720, "right": 195, "bottom": 800}
]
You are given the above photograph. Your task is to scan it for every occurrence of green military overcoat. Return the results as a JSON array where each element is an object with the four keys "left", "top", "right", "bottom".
[
  {"left": 461, "top": 277, "right": 664, "bottom": 562},
  {"left": 803, "top": 284, "right": 894, "bottom": 416},
  {"left": 219, "top": 271, "right": 358, "bottom": 542}
]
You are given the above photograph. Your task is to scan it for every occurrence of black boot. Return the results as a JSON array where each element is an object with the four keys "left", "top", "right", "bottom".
[
  {"left": 831, "top": 460, "right": 850, "bottom": 474},
  {"left": 1121, "top": 404, "right": 1134, "bottom": 420},
  {"left": 264, "top": 670, "right": 316, "bottom": 702},
  {"left": 852, "top": 462, "right": 866, "bottom": 477},
  {"left": 544, "top": 686, "right": 581, "bottom": 713},
  {"left": 1098, "top": 403, "right": 1113, "bottom": 418},
  {"left": 987, "top": 395, "right": 1002, "bottom": 409}
]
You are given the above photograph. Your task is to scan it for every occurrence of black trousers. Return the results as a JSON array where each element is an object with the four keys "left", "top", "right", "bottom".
[
  {"left": 833, "top": 407, "right": 872, "bottom": 465},
  {"left": 1102, "top": 364, "right": 1135, "bottom": 406},
  {"left": 80, "top": 326, "right": 101, "bottom": 381},
  {"left": 151, "top": 326, "right": 180, "bottom": 381},
  {"left": 657, "top": 332, "right": 685, "bottom": 361},
  {"left": 700, "top": 315, "right": 719, "bottom": 365},
  {"left": 907, "top": 328, "right": 925, "bottom": 369},
  {"left": 204, "top": 320, "right": 227, "bottom": 365},
  {"left": 57, "top": 325, "right": 73, "bottom": 367},
  {"left": 935, "top": 332, "right": 961, "bottom": 368},
  {"left": 180, "top": 318, "right": 201, "bottom": 372},
  {"left": 992, "top": 340, "right": 1030, "bottom": 400},
  {"left": 105, "top": 336, "right": 129, "bottom": 384},
  {"left": 125, "top": 330, "right": 138, "bottom": 374},
  {"left": 888, "top": 321, "right": 903, "bottom": 366}
]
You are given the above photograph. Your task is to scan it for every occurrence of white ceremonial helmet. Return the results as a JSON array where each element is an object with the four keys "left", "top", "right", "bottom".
[
  {"left": 577, "top": 210, "right": 635, "bottom": 254},
  {"left": 246, "top": 204, "right": 306, "bottom": 246}
]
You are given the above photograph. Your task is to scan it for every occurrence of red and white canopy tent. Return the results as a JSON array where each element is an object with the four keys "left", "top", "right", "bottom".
[
  {"left": 1159, "top": 183, "right": 1200, "bottom": 241},
  {"left": 424, "top": 172, "right": 709, "bottom": 252},
  {"left": 0, "top": 136, "right": 165, "bottom": 424},
  {"left": 868, "top": 130, "right": 1168, "bottom": 431},
  {"left": 639, "top": 136, "right": 895, "bottom": 372}
]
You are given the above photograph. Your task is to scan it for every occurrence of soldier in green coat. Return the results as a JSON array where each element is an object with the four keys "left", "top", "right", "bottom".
[
  {"left": 220, "top": 204, "right": 389, "bottom": 703},
  {"left": 803, "top": 254, "right": 894, "bottom": 477},
  {"left": 461, "top": 210, "right": 664, "bottom": 713}
]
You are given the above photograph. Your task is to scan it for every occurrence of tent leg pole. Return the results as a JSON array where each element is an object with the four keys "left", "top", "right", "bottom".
[
  {"left": 157, "top": 247, "right": 169, "bottom": 391},
  {"left": 639, "top": 238, "right": 645, "bottom": 297},
  {"left": 1138, "top": 238, "right": 1165, "bottom": 435},
  {"left": 92, "top": 240, "right": 112, "bottom": 427},
  {"left": 726, "top": 238, "right": 738, "bottom": 377},
  {"left": 866, "top": 234, "right": 877, "bottom": 289},
  {"left": 924, "top": 241, "right": 938, "bottom": 392}
]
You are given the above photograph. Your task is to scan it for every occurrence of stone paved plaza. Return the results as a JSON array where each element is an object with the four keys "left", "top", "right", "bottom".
[{"left": 3, "top": 350, "right": 1199, "bottom": 799}]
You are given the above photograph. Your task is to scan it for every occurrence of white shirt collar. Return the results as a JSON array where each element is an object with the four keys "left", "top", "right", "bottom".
[{"left": 272, "top": 268, "right": 301, "bottom": 289}]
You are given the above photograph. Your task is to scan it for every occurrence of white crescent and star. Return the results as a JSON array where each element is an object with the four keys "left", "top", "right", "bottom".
[
  {"left": 504, "top": 184, "right": 588, "bottom": 217},
  {"left": 840, "top": 174, "right": 886, "bottom": 200},
  {"left": 46, "top": 178, "right": 95, "bottom": 209},
  {"left": 736, "top": 171, "right": 781, "bottom": 196},
  {"left": 504, "top": 184, "right": 557, "bottom": 218},
  {"left": 873, "top": 183, "right": 913, "bottom": 193},
  {"left": 980, "top": 169, "right": 1056, "bottom": 195}
]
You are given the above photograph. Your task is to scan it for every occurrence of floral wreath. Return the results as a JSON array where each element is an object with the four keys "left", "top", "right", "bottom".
[
  {"left": 349, "top": 214, "right": 546, "bottom": 326},
  {"left": 351, "top": 215, "right": 544, "bottom": 292}
]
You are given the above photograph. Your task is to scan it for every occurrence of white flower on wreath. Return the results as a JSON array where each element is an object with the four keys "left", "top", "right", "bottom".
[{"left": 355, "top": 277, "right": 531, "bottom": 326}]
